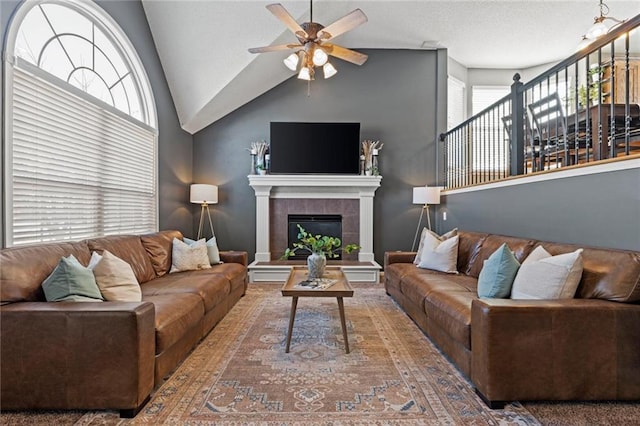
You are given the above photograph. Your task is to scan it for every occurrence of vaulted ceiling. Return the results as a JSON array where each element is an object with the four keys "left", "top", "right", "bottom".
[{"left": 141, "top": 1, "right": 640, "bottom": 134}]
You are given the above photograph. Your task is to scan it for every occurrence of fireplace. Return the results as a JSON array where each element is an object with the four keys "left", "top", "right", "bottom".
[
  {"left": 287, "top": 214, "right": 342, "bottom": 260},
  {"left": 248, "top": 174, "right": 382, "bottom": 282}
]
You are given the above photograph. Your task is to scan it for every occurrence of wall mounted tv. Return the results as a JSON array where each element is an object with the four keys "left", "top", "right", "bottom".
[{"left": 269, "top": 122, "right": 361, "bottom": 174}]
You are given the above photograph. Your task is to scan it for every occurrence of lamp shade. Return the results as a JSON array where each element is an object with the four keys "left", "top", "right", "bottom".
[
  {"left": 190, "top": 184, "right": 218, "bottom": 204},
  {"left": 413, "top": 186, "right": 441, "bottom": 205}
]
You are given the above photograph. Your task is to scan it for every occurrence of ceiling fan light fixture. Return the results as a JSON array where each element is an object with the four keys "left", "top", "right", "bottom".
[
  {"left": 323, "top": 62, "right": 337, "bottom": 79},
  {"left": 312, "top": 47, "right": 328, "bottom": 66},
  {"left": 298, "top": 66, "right": 312, "bottom": 81},
  {"left": 284, "top": 52, "right": 300, "bottom": 71}
]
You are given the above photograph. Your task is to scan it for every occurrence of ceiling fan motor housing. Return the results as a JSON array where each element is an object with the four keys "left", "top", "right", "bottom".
[{"left": 299, "top": 22, "right": 325, "bottom": 43}]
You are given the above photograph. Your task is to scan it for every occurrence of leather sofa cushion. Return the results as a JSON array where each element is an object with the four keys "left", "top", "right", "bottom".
[
  {"left": 143, "top": 293, "right": 204, "bottom": 354},
  {"left": 424, "top": 290, "right": 475, "bottom": 350},
  {"left": 141, "top": 271, "right": 230, "bottom": 312},
  {"left": 141, "top": 230, "right": 183, "bottom": 277},
  {"left": 210, "top": 263, "right": 247, "bottom": 293},
  {"left": 399, "top": 271, "right": 478, "bottom": 312},
  {"left": 1, "top": 241, "right": 91, "bottom": 303},
  {"left": 539, "top": 242, "right": 640, "bottom": 303},
  {"left": 467, "top": 234, "right": 536, "bottom": 278},
  {"left": 87, "top": 235, "right": 156, "bottom": 284},
  {"left": 457, "top": 231, "right": 488, "bottom": 275},
  {"left": 384, "top": 263, "right": 418, "bottom": 286}
]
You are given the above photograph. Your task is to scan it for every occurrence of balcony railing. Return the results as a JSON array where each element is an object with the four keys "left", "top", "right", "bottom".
[{"left": 441, "top": 14, "right": 640, "bottom": 190}]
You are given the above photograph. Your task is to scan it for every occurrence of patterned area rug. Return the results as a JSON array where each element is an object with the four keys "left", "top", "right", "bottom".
[
  {"left": 5, "top": 284, "right": 637, "bottom": 425},
  {"left": 108, "top": 284, "right": 536, "bottom": 424}
]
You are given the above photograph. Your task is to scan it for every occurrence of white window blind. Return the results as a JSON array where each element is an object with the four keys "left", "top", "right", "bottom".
[
  {"left": 472, "top": 86, "right": 510, "bottom": 115},
  {"left": 447, "top": 76, "right": 465, "bottom": 130},
  {"left": 9, "top": 66, "right": 157, "bottom": 246},
  {"left": 471, "top": 86, "right": 510, "bottom": 172}
]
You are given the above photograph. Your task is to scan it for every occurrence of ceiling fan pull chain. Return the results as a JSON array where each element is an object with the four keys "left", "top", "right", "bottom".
[{"left": 307, "top": 79, "right": 311, "bottom": 97}]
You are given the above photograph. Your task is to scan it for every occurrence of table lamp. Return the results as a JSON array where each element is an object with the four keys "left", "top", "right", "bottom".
[
  {"left": 190, "top": 184, "right": 218, "bottom": 240},
  {"left": 411, "top": 186, "right": 441, "bottom": 251}
]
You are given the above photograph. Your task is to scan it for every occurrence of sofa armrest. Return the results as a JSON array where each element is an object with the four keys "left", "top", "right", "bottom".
[
  {"left": 384, "top": 251, "right": 416, "bottom": 268},
  {"left": 1, "top": 301, "right": 155, "bottom": 413},
  {"left": 220, "top": 250, "right": 248, "bottom": 266},
  {"left": 471, "top": 298, "right": 640, "bottom": 404}
]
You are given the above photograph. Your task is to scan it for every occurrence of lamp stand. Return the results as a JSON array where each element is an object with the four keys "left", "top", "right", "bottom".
[
  {"left": 411, "top": 205, "right": 433, "bottom": 252},
  {"left": 197, "top": 202, "right": 216, "bottom": 240}
]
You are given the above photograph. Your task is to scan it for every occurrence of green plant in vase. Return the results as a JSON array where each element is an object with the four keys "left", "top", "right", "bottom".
[{"left": 281, "top": 224, "right": 360, "bottom": 278}]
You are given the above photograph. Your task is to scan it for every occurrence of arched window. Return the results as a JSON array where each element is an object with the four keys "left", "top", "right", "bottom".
[{"left": 4, "top": 0, "right": 158, "bottom": 246}]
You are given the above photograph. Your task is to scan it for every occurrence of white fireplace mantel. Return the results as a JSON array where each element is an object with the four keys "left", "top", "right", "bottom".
[{"left": 248, "top": 174, "right": 382, "bottom": 281}]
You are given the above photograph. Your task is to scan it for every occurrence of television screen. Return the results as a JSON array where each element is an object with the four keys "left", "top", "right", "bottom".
[{"left": 269, "top": 122, "right": 360, "bottom": 174}]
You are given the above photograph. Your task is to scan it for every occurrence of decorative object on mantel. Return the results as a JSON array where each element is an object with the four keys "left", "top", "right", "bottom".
[
  {"left": 248, "top": 1, "right": 368, "bottom": 96},
  {"left": 411, "top": 185, "right": 441, "bottom": 251},
  {"left": 247, "top": 140, "right": 269, "bottom": 175},
  {"left": 361, "top": 139, "right": 383, "bottom": 176},
  {"left": 281, "top": 224, "right": 360, "bottom": 278},
  {"left": 190, "top": 184, "right": 218, "bottom": 240}
]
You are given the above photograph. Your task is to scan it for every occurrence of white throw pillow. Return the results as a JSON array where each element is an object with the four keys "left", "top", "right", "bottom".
[
  {"left": 184, "top": 236, "right": 221, "bottom": 264},
  {"left": 417, "top": 233, "right": 459, "bottom": 274},
  {"left": 414, "top": 228, "right": 458, "bottom": 265},
  {"left": 170, "top": 238, "right": 212, "bottom": 273},
  {"left": 511, "top": 246, "right": 584, "bottom": 300},
  {"left": 89, "top": 250, "right": 142, "bottom": 302}
]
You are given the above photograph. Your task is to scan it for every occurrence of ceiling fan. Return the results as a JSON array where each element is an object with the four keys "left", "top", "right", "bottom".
[{"left": 248, "top": 1, "right": 368, "bottom": 81}]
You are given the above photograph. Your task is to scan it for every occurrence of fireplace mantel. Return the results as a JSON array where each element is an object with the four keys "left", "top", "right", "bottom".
[{"left": 248, "top": 174, "right": 382, "bottom": 282}]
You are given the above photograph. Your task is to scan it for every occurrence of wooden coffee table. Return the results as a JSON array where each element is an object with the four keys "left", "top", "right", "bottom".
[{"left": 281, "top": 266, "right": 354, "bottom": 353}]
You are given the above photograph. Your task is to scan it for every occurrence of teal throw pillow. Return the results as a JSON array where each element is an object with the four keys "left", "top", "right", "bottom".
[
  {"left": 477, "top": 243, "right": 520, "bottom": 298},
  {"left": 42, "top": 255, "right": 104, "bottom": 302}
]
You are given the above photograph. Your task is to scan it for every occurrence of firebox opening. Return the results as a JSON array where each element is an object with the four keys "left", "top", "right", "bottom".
[{"left": 287, "top": 214, "right": 342, "bottom": 260}]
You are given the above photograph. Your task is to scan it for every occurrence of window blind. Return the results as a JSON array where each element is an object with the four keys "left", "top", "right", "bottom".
[
  {"left": 8, "top": 66, "right": 157, "bottom": 246},
  {"left": 471, "top": 86, "right": 510, "bottom": 172},
  {"left": 447, "top": 76, "right": 465, "bottom": 131}
]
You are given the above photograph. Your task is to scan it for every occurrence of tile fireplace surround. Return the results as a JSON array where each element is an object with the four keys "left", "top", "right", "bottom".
[{"left": 248, "top": 174, "right": 382, "bottom": 282}]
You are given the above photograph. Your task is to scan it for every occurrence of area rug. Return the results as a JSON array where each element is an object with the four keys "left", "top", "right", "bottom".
[
  {"left": 106, "top": 284, "right": 538, "bottom": 424},
  {"left": 4, "top": 284, "right": 637, "bottom": 425}
]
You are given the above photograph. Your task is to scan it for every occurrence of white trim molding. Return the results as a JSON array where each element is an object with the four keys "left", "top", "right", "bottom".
[{"left": 248, "top": 174, "right": 382, "bottom": 282}]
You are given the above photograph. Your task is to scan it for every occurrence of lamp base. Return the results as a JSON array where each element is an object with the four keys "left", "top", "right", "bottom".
[
  {"left": 411, "top": 205, "right": 431, "bottom": 252},
  {"left": 197, "top": 203, "right": 216, "bottom": 240}
]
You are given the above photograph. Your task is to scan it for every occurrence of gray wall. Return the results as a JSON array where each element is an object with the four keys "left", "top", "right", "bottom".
[
  {"left": 0, "top": 0, "right": 194, "bottom": 246},
  {"left": 439, "top": 167, "right": 640, "bottom": 251},
  {"left": 193, "top": 49, "right": 447, "bottom": 263}
]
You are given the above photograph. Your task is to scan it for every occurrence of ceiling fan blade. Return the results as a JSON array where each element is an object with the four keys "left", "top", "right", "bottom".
[
  {"left": 266, "top": 3, "right": 308, "bottom": 38},
  {"left": 324, "top": 44, "right": 368, "bottom": 66},
  {"left": 317, "top": 9, "right": 367, "bottom": 41},
  {"left": 248, "top": 43, "right": 298, "bottom": 54}
]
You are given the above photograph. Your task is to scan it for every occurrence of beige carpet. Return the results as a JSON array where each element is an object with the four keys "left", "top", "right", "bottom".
[{"left": 2, "top": 284, "right": 639, "bottom": 425}]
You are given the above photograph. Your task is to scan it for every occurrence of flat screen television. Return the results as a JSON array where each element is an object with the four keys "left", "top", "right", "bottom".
[{"left": 269, "top": 122, "right": 360, "bottom": 174}]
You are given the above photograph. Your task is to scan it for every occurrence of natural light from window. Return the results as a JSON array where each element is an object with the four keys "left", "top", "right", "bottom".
[{"left": 15, "top": 3, "right": 142, "bottom": 120}]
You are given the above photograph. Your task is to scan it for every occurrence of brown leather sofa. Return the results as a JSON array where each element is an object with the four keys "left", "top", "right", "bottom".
[
  {"left": 384, "top": 230, "right": 640, "bottom": 408},
  {"left": 0, "top": 230, "right": 248, "bottom": 417}
]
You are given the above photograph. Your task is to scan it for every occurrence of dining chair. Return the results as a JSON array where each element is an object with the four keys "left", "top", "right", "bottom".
[
  {"left": 611, "top": 112, "right": 640, "bottom": 156},
  {"left": 502, "top": 113, "right": 542, "bottom": 173},
  {"left": 527, "top": 93, "right": 585, "bottom": 169}
]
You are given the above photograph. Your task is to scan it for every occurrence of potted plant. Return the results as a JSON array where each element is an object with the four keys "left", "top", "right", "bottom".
[{"left": 281, "top": 224, "right": 360, "bottom": 278}]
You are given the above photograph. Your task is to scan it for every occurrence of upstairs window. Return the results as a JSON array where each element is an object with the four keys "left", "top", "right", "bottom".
[{"left": 4, "top": 0, "right": 157, "bottom": 246}]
